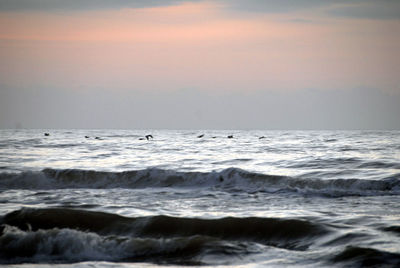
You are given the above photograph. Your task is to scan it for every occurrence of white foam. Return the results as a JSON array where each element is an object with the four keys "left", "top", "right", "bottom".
[
  {"left": 0, "top": 168, "right": 399, "bottom": 197},
  {"left": 0, "top": 225, "right": 232, "bottom": 264}
]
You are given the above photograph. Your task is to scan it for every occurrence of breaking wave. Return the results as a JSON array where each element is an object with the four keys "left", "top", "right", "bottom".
[
  {"left": 0, "top": 225, "right": 244, "bottom": 265},
  {"left": 0, "top": 168, "right": 399, "bottom": 197},
  {"left": 0, "top": 208, "right": 329, "bottom": 264}
]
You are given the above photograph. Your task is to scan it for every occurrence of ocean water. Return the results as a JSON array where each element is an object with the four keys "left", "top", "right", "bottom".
[{"left": 0, "top": 129, "right": 400, "bottom": 267}]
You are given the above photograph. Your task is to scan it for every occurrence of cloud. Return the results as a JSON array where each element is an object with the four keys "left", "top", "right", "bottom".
[
  {"left": 327, "top": 1, "right": 400, "bottom": 20},
  {"left": 286, "top": 18, "right": 314, "bottom": 24},
  {"left": 219, "top": 0, "right": 329, "bottom": 13},
  {"left": 0, "top": 0, "right": 200, "bottom": 12},
  {"left": 2, "top": 0, "right": 399, "bottom": 21},
  {"left": 220, "top": 0, "right": 400, "bottom": 20}
]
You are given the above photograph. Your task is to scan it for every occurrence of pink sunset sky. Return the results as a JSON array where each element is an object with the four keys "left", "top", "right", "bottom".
[{"left": 0, "top": 0, "right": 399, "bottom": 129}]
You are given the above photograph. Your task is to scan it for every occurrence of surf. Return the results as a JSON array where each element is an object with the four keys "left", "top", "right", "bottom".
[{"left": 0, "top": 168, "right": 399, "bottom": 197}]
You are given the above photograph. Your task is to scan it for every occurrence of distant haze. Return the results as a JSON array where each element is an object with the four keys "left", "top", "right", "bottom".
[{"left": 1, "top": 0, "right": 399, "bottom": 129}]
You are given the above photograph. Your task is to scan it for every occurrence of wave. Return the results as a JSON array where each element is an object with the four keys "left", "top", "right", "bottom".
[
  {"left": 1, "top": 208, "right": 328, "bottom": 246},
  {"left": 287, "top": 157, "right": 400, "bottom": 170},
  {"left": 0, "top": 168, "right": 399, "bottom": 196},
  {"left": 287, "top": 157, "right": 362, "bottom": 169},
  {"left": 331, "top": 246, "right": 400, "bottom": 267},
  {"left": 0, "top": 225, "right": 236, "bottom": 265},
  {"left": 357, "top": 161, "right": 400, "bottom": 169},
  {"left": 381, "top": 225, "right": 400, "bottom": 236},
  {"left": 33, "top": 143, "right": 81, "bottom": 149},
  {"left": 0, "top": 208, "right": 329, "bottom": 264}
]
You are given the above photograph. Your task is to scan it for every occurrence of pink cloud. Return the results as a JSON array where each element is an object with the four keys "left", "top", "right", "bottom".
[{"left": 0, "top": 1, "right": 399, "bottom": 93}]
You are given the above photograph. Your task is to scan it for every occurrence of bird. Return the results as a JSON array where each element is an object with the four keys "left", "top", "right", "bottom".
[
  {"left": 197, "top": 134, "right": 204, "bottom": 138},
  {"left": 259, "top": 136, "right": 265, "bottom": 140},
  {"left": 85, "top": 136, "right": 90, "bottom": 138},
  {"left": 44, "top": 133, "right": 50, "bottom": 136},
  {"left": 145, "top": 135, "right": 153, "bottom": 140},
  {"left": 227, "top": 135, "right": 233, "bottom": 139}
]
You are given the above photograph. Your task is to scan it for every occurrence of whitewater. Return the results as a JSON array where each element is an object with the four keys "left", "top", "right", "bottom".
[{"left": 0, "top": 129, "right": 400, "bottom": 267}]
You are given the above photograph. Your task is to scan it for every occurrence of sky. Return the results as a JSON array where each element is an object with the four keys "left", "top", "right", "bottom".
[{"left": 0, "top": 0, "right": 399, "bottom": 129}]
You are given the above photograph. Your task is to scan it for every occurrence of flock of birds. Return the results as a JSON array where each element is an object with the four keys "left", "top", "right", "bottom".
[{"left": 43, "top": 132, "right": 267, "bottom": 140}]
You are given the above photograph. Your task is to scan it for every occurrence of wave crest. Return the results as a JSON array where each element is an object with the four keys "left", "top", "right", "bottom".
[
  {"left": 0, "top": 168, "right": 399, "bottom": 196},
  {"left": 0, "top": 224, "right": 244, "bottom": 265},
  {"left": 0, "top": 208, "right": 329, "bottom": 264},
  {"left": 1, "top": 208, "right": 328, "bottom": 249}
]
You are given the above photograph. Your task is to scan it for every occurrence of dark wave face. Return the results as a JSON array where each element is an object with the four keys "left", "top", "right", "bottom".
[
  {"left": 0, "top": 226, "right": 223, "bottom": 265},
  {"left": 1, "top": 168, "right": 399, "bottom": 197},
  {"left": 331, "top": 246, "right": 400, "bottom": 267},
  {"left": 3, "top": 208, "right": 400, "bottom": 266},
  {"left": 1, "top": 208, "right": 328, "bottom": 247},
  {"left": 0, "top": 208, "right": 330, "bottom": 264}
]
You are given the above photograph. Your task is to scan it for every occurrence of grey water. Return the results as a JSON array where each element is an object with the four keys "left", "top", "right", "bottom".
[{"left": 0, "top": 129, "right": 400, "bottom": 267}]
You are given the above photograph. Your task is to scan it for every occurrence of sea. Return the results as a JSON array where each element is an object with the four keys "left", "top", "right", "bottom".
[{"left": 0, "top": 129, "right": 400, "bottom": 267}]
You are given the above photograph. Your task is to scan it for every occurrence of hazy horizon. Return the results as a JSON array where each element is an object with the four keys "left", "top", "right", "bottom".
[{"left": 1, "top": 0, "right": 399, "bottom": 130}]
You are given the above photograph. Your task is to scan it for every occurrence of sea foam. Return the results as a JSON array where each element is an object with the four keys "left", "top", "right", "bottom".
[{"left": 0, "top": 168, "right": 399, "bottom": 197}]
